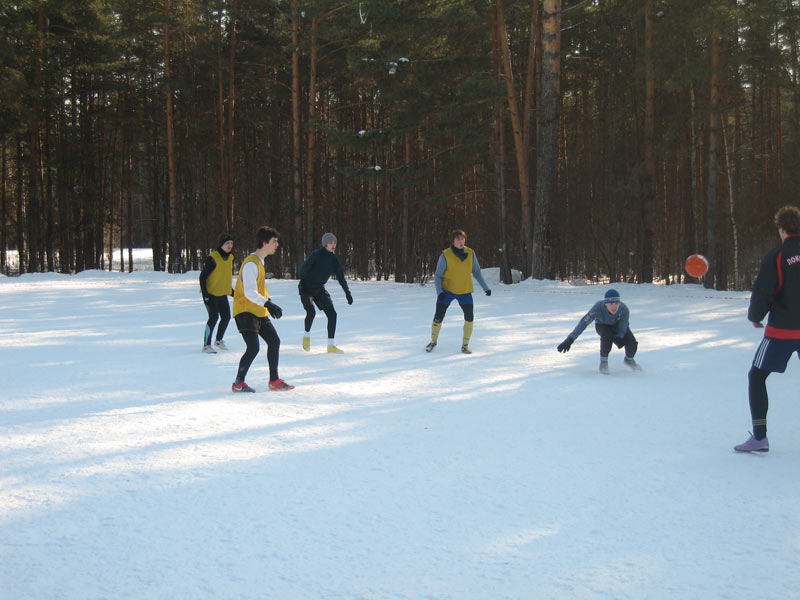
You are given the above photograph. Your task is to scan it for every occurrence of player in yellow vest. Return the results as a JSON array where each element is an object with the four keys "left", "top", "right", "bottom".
[
  {"left": 425, "top": 229, "right": 491, "bottom": 354},
  {"left": 231, "top": 226, "right": 294, "bottom": 392},
  {"left": 199, "top": 233, "right": 235, "bottom": 353}
]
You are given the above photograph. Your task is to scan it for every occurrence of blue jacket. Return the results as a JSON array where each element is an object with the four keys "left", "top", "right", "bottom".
[
  {"left": 569, "top": 300, "right": 630, "bottom": 340},
  {"left": 748, "top": 234, "right": 800, "bottom": 339}
]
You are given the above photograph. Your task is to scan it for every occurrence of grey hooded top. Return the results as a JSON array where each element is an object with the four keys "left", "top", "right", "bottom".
[{"left": 569, "top": 300, "right": 630, "bottom": 340}]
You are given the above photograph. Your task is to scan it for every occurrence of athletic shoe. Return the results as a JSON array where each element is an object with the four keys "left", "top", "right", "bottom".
[
  {"left": 302, "top": 337, "right": 310, "bottom": 351},
  {"left": 214, "top": 340, "right": 229, "bottom": 351},
  {"left": 425, "top": 341, "right": 437, "bottom": 352},
  {"left": 461, "top": 344, "right": 472, "bottom": 354},
  {"left": 232, "top": 381, "right": 255, "bottom": 393},
  {"left": 202, "top": 344, "right": 217, "bottom": 354},
  {"left": 624, "top": 357, "right": 642, "bottom": 371},
  {"left": 599, "top": 359, "right": 609, "bottom": 375},
  {"left": 734, "top": 432, "right": 769, "bottom": 453},
  {"left": 327, "top": 345, "right": 344, "bottom": 354},
  {"left": 269, "top": 378, "right": 295, "bottom": 391}
]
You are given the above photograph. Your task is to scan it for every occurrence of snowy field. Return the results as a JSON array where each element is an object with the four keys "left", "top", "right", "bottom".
[{"left": 1, "top": 255, "right": 800, "bottom": 599}]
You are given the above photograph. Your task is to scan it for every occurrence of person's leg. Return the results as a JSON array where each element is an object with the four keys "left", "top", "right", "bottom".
[
  {"left": 235, "top": 330, "right": 260, "bottom": 383},
  {"left": 748, "top": 366, "right": 770, "bottom": 440},
  {"left": 215, "top": 296, "right": 231, "bottom": 342},
  {"left": 258, "top": 318, "right": 281, "bottom": 382},
  {"left": 312, "top": 289, "right": 338, "bottom": 344},
  {"left": 300, "top": 292, "right": 315, "bottom": 350},
  {"left": 737, "top": 338, "right": 793, "bottom": 449},
  {"left": 301, "top": 292, "right": 316, "bottom": 334},
  {"left": 595, "top": 324, "right": 614, "bottom": 357},
  {"left": 620, "top": 329, "right": 638, "bottom": 358},
  {"left": 204, "top": 301, "right": 220, "bottom": 346},
  {"left": 459, "top": 300, "right": 474, "bottom": 350},
  {"left": 429, "top": 297, "right": 452, "bottom": 347}
]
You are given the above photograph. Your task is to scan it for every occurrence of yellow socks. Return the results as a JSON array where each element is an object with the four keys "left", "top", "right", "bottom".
[
  {"left": 431, "top": 321, "right": 442, "bottom": 344},
  {"left": 462, "top": 320, "right": 474, "bottom": 347}
]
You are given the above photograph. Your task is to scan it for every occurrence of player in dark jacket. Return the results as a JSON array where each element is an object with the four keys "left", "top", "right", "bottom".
[
  {"left": 556, "top": 288, "right": 641, "bottom": 374},
  {"left": 734, "top": 205, "right": 800, "bottom": 453},
  {"left": 199, "top": 233, "right": 234, "bottom": 353},
  {"left": 298, "top": 232, "right": 353, "bottom": 353}
]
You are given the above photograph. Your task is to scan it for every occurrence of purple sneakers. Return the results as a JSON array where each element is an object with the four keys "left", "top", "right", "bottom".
[{"left": 734, "top": 433, "right": 769, "bottom": 453}]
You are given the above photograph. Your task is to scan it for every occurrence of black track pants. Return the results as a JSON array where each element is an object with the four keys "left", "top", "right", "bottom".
[
  {"left": 235, "top": 315, "right": 280, "bottom": 382},
  {"left": 596, "top": 324, "right": 638, "bottom": 358}
]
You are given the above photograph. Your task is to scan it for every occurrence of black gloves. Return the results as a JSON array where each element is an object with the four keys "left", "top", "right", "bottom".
[
  {"left": 485, "top": 289, "right": 492, "bottom": 296},
  {"left": 202, "top": 294, "right": 211, "bottom": 305},
  {"left": 345, "top": 290, "right": 353, "bottom": 305},
  {"left": 557, "top": 337, "right": 574, "bottom": 353},
  {"left": 264, "top": 300, "right": 283, "bottom": 319},
  {"left": 437, "top": 292, "right": 447, "bottom": 303}
]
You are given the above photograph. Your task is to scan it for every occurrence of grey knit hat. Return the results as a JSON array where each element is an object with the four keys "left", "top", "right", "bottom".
[{"left": 321, "top": 232, "right": 337, "bottom": 246}]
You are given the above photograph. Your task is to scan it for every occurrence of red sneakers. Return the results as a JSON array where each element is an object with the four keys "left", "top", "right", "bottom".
[
  {"left": 232, "top": 381, "right": 256, "bottom": 393},
  {"left": 269, "top": 378, "right": 295, "bottom": 391}
]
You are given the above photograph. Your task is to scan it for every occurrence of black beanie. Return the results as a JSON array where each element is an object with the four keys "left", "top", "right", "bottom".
[{"left": 218, "top": 233, "right": 233, "bottom": 247}]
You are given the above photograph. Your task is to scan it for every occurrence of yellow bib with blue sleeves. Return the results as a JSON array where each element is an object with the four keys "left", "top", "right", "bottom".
[{"left": 441, "top": 246, "right": 474, "bottom": 295}]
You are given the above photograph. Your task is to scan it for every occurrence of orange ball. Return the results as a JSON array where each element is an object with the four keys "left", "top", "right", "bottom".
[{"left": 685, "top": 254, "right": 709, "bottom": 278}]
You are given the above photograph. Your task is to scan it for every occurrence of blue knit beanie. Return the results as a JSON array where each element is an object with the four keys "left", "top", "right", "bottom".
[{"left": 604, "top": 288, "right": 620, "bottom": 303}]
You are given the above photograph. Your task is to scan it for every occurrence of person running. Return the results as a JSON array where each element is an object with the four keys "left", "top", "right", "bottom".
[
  {"left": 425, "top": 229, "right": 491, "bottom": 354},
  {"left": 734, "top": 205, "right": 800, "bottom": 453},
  {"left": 556, "top": 288, "right": 641, "bottom": 374},
  {"left": 298, "top": 232, "right": 353, "bottom": 353},
  {"left": 199, "top": 233, "right": 234, "bottom": 353},
  {"left": 231, "top": 226, "right": 294, "bottom": 392}
]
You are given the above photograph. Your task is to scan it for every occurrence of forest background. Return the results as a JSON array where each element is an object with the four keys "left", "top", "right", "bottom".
[{"left": 1, "top": 0, "right": 798, "bottom": 290}]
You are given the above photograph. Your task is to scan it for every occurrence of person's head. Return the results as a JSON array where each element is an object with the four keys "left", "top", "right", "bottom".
[
  {"left": 604, "top": 288, "right": 621, "bottom": 314},
  {"left": 321, "top": 232, "right": 337, "bottom": 252},
  {"left": 451, "top": 229, "right": 466, "bottom": 249},
  {"left": 218, "top": 233, "right": 233, "bottom": 253},
  {"left": 255, "top": 226, "right": 280, "bottom": 257},
  {"left": 774, "top": 206, "right": 800, "bottom": 240}
]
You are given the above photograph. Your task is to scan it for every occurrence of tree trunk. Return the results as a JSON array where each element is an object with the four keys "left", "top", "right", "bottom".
[
  {"left": 216, "top": 1, "right": 228, "bottom": 231},
  {"left": 27, "top": 5, "right": 46, "bottom": 272},
  {"left": 1, "top": 140, "right": 7, "bottom": 274},
  {"left": 494, "top": 0, "right": 532, "bottom": 278},
  {"left": 396, "top": 131, "right": 413, "bottom": 283},
  {"left": 164, "top": 13, "right": 180, "bottom": 273},
  {"left": 641, "top": 0, "right": 655, "bottom": 282},
  {"left": 306, "top": 15, "right": 318, "bottom": 253},
  {"left": 722, "top": 117, "right": 739, "bottom": 289},
  {"left": 491, "top": 10, "right": 511, "bottom": 284},
  {"left": 16, "top": 136, "right": 25, "bottom": 274},
  {"left": 704, "top": 23, "right": 721, "bottom": 289},
  {"left": 531, "top": 0, "right": 561, "bottom": 280},
  {"left": 291, "top": 0, "right": 303, "bottom": 273},
  {"left": 227, "top": 5, "right": 237, "bottom": 230}
]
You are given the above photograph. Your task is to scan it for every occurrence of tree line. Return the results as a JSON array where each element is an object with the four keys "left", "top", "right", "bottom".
[{"left": 1, "top": 0, "right": 798, "bottom": 290}]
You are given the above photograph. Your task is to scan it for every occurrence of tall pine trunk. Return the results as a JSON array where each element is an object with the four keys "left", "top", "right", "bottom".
[
  {"left": 704, "top": 22, "right": 721, "bottom": 290},
  {"left": 164, "top": 14, "right": 180, "bottom": 272},
  {"left": 27, "top": 5, "right": 45, "bottom": 272},
  {"left": 291, "top": 0, "right": 303, "bottom": 273},
  {"left": 227, "top": 7, "right": 237, "bottom": 230},
  {"left": 641, "top": 0, "right": 655, "bottom": 282},
  {"left": 216, "top": 2, "right": 228, "bottom": 232},
  {"left": 306, "top": 15, "right": 318, "bottom": 253},
  {"left": 532, "top": 0, "right": 561, "bottom": 280},
  {"left": 494, "top": 0, "right": 533, "bottom": 278}
]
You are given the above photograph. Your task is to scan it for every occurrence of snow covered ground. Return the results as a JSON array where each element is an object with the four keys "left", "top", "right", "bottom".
[{"left": 1, "top": 256, "right": 799, "bottom": 599}]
